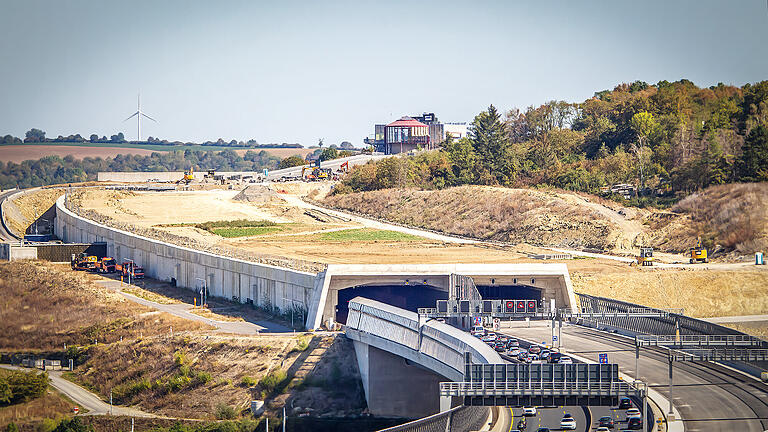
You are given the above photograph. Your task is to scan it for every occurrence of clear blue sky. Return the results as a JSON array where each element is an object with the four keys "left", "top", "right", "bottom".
[{"left": 1, "top": 0, "right": 766, "bottom": 147}]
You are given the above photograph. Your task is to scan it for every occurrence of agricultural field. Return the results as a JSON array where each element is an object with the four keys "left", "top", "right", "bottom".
[{"left": 0, "top": 142, "right": 313, "bottom": 163}]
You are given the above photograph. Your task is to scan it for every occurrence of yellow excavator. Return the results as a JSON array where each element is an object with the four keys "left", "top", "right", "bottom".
[
  {"left": 689, "top": 238, "right": 708, "bottom": 264},
  {"left": 178, "top": 167, "right": 194, "bottom": 184}
]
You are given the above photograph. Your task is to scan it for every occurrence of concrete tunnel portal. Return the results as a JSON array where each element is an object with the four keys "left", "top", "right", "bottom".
[{"left": 334, "top": 283, "right": 544, "bottom": 324}]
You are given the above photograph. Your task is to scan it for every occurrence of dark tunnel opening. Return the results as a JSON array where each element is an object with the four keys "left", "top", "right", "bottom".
[{"left": 335, "top": 284, "right": 447, "bottom": 324}]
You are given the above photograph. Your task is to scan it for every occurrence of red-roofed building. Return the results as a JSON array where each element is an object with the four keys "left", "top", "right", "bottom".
[{"left": 383, "top": 116, "right": 431, "bottom": 155}]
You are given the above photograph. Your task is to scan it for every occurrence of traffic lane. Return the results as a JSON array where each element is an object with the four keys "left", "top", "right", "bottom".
[
  {"left": 502, "top": 323, "right": 765, "bottom": 432},
  {"left": 513, "top": 406, "right": 587, "bottom": 432}
]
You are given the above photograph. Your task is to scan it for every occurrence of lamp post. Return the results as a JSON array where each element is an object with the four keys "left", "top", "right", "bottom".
[
  {"left": 196, "top": 277, "right": 207, "bottom": 308},
  {"left": 122, "top": 258, "right": 134, "bottom": 285}
]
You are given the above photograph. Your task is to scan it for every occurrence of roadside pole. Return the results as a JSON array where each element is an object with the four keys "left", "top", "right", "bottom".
[{"left": 110, "top": 390, "right": 113, "bottom": 415}]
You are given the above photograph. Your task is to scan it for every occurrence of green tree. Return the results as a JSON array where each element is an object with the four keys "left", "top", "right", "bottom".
[
  {"left": 736, "top": 125, "right": 768, "bottom": 182},
  {"left": 469, "top": 104, "right": 514, "bottom": 184},
  {"left": 0, "top": 377, "right": 11, "bottom": 404},
  {"left": 630, "top": 111, "right": 657, "bottom": 189},
  {"left": 278, "top": 155, "right": 306, "bottom": 169},
  {"left": 319, "top": 147, "right": 339, "bottom": 162},
  {"left": 52, "top": 417, "right": 93, "bottom": 432},
  {"left": 5, "top": 422, "right": 19, "bottom": 432},
  {"left": 24, "top": 128, "right": 46, "bottom": 142}
]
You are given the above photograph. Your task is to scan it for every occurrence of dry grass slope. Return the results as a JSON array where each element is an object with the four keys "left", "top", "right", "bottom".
[
  {"left": 324, "top": 186, "right": 618, "bottom": 249},
  {"left": 0, "top": 261, "right": 209, "bottom": 351}
]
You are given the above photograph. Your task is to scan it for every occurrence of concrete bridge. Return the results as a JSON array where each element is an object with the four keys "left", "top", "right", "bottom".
[{"left": 344, "top": 297, "right": 502, "bottom": 418}]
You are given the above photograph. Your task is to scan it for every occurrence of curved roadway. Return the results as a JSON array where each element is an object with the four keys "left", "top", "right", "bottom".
[
  {"left": 0, "top": 189, "right": 21, "bottom": 241},
  {"left": 500, "top": 322, "right": 768, "bottom": 432}
]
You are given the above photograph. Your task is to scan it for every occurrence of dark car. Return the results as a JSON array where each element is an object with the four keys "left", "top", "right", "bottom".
[
  {"left": 494, "top": 342, "right": 506, "bottom": 352},
  {"left": 618, "top": 397, "right": 633, "bottom": 409},
  {"left": 627, "top": 417, "right": 643, "bottom": 430},
  {"left": 536, "top": 428, "right": 550, "bottom": 432},
  {"left": 598, "top": 416, "right": 615, "bottom": 428},
  {"left": 528, "top": 345, "right": 542, "bottom": 354},
  {"left": 548, "top": 352, "right": 562, "bottom": 363}
]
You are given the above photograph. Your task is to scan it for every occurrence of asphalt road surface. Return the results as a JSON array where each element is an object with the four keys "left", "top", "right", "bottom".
[
  {"left": 0, "top": 365, "right": 154, "bottom": 417},
  {"left": 500, "top": 321, "right": 768, "bottom": 432},
  {"left": 0, "top": 188, "right": 21, "bottom": 241}
]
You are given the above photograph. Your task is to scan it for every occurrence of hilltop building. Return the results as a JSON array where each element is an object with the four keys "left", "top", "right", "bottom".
[{"left": 368, "top": 113, "right": 468, "bottom": 155}]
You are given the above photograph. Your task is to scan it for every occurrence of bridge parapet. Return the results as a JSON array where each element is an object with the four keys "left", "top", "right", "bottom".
[{"left": 346, "top": 297, "right": 501, "bottom": 380}]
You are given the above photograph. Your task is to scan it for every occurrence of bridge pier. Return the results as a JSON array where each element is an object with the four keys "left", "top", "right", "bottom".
[{"left": 353, "top": 341, "right": 456, "bottom": 418}]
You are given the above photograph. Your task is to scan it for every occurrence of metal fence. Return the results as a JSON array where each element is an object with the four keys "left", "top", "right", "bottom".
[
  {"left": 575, "top": 293, "right": 745, "bottom": 336},
  {"left": 376, "top": 406, "right": 489, "bottom": 432}
]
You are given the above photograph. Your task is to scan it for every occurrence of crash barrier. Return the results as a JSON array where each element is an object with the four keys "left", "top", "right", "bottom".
[
  {"left": 575, "top": 293, "right": 743, "bottom": 336},
  {"left": 375, "top": 405, "right": 489, "bottom": 432}
]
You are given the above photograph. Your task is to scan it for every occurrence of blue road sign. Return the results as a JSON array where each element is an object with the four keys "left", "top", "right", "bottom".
[
  {"left": 552, "top": 335, "right": 558, "bottom": 342},
  {"left": 599, "top": 353, "right": 608, "bottom": 364},
  {"left": 473, "top": 316, "right": 482, "bottom": 325}
]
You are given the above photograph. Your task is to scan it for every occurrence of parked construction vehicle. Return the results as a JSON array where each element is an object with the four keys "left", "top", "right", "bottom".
[
  {"left": 178, "top": 167, "right": 194, "bottom": 184},
  {"left": 71, "top": 253, "right": 98, "bottom": 271},
  {"left": 689, "top": 238, "right": 708, "bottom": 264},
  {"left": 95, "top": 257, "right": 117, "bottom": 273},
  {"left": 116, "top": 261, "right": 145, "bottom": 279},
  {"left": 301, "top": 162, "right": 332, "bottom": 181},
  {"left": 636, "top": 247, "right": 654, "bottom": 266}
]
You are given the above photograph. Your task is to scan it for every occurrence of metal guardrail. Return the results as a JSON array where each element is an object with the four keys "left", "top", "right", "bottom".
[
  {"left": 637, "top": 334, "right": 767, "bottom": 347},
  {"left": 669, "top": 349, "right": 768, "bottom": 362},
  {"left": 440, "top": 381, "right": 642, "bottom": 397},
  {"left": 375, "top": 405, "right": 489, "bottom": 432},
  {"left": 575, "top": 293, "right": 744, "bottom": 337}
]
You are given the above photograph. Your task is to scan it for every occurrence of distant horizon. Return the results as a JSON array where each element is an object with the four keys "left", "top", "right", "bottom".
[{"left": 2, "top": 1, "right": 766, "bottom": 145}]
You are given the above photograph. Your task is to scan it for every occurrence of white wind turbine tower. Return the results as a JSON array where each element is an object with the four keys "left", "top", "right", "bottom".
[{"left": 123, "top": 94, "right": 157, "bottom": 141}]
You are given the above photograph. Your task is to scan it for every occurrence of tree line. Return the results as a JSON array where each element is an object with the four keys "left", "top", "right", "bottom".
[
  {"left": 336, "top": 79, "right": 768, "bottom": 203},
  {"left": 0, "top": 149, "right": 282, "bottom": 189},
  {"left": 0, "top": 128, "right": 303, "bottom": 149}
]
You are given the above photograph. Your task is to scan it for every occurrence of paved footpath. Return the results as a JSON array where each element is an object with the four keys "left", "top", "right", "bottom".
[
  {"left": 94, "top": 279, "right": 293, "bottom": 334},
  {"left": 0, "top": 365, "right": 156, "bottom": 417}
]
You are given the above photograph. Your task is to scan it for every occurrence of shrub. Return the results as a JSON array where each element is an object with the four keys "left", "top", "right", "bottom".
[
  {"left": 240, "top": 376, "right": 257, "bottom": 387},
  {"left": 257, "top": 369, "right": 287, "bottom": 394},
  {"left": 214, "top": 402, "right": 237, "bottom": 420},
  {"left": 289, "top": 337, "right": 310, "bottom": 353},
  {"left": 52, "top": 417, "right": 93, "bottom": 432},
  {"left": 0, "top": 370, "right": 49, "bottom": 405},
  {"left": 194, "top": 371, "right": 212, "bottom": 386}
]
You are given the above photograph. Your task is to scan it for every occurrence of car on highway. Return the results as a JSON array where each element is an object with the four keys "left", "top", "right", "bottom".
[
  {"left": 536, "top": 428, "right": 550, "bottom": 432},
  {"left": 626, "top": 408, "right": 642, "bottom": 420},
  {"left": 528, "top": 353, "right": 540, "bottom": 361},
  {"left": 540, "top": 349, "right": 551, "bottom": 360},
  {"left": 528, "top": 345, "right": 542, "bottom": 354},
  {"left": 559, "top": 356, "right": 573, "bottom": 364},
  {"left": 560, "top": 413, "right": 577, "bottom": 430},
  {"left": 494, "top": 342, "right": 506, "bottom": 352},
  {"left": 618, "top": 397, "right": 632, "bottom": 409},
  {"left": 522, "top": 406, "right": 537, "bottom": 416},
  {"left": 507, "top": 339, "right": 519, "bottom": 348},
  {"left": 598, "top": 416, "right": 615, "bottom": 428},
  {"left": 596, "top": 427, "right": 611, "bottom": 432},
  {"left": 627, "top": 417, "right": 643, "bottom": 430},
  {"left": 548, "top": 352, "right": 562, "bottom": 363},
  {"left": 508, "top": 348, "right": 521, "bottom": 356},
  {"left": 470, "top": 325, "right": 485, "bottom": 337}
]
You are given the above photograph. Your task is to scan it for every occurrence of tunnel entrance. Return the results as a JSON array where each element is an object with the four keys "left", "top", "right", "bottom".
[
  {"left": 335, "top": 284, "right": 446, "bottom": 324},
  {"left": 475, "top": 284, "right": 542, "bottom": 301}
]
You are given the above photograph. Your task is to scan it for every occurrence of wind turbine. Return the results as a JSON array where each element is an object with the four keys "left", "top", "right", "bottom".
[{"left": 123, "top": 94, "right": 157, "bottom": 141}]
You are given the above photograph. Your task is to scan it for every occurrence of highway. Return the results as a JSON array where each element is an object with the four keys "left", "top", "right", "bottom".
[{"left": 500, "top": 321, "right": 768, "bottom": 432}]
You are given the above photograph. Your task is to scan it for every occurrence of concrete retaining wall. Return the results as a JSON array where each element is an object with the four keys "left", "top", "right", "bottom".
[
  {"left": 54, "top": 196, "right": 319, "bottom": 315},
  {"left": 0, "top": 243, "right": 38, "bottom": 261}
]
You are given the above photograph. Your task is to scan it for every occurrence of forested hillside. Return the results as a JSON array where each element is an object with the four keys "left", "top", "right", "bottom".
[
  {"left": 337, "top": 79, "right": 768, "bottom": 203},
  {"left": 0, "top": 149, "right": 281, "bottom": 189}
]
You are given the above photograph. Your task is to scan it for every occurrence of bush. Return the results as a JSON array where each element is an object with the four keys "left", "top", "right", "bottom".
[
  {"left": 111, "top": 378, "right": 151, "bottom": 403},
  {"left": 289, "top": 337, "right": 310, "bottom": 353},
  {"left": 0, "top": 370, "right": 49, "bottom": 405},
  {"left": 257, "top": 369, "right": 287, "bottom": 394},
  {"left": 240, "top": 376, "right": 257, "bottom": 387},
  {"left": 194, "top": 371, "right": 212, "bottom": 386},
  {"left": 214, "top": 402, "right": 237, "bottom": 420},
  {"left": 52, "top": 418, "right": 93, "bottom": 432}
]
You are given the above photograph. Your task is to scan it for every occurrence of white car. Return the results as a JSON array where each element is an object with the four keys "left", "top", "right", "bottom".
[
  {"left": 560, "top": 413, "right": 577, "bottom": 430},
  {"left": 626, "top": 408, "right": 642, "bottom": 419},
  {"left": 508, "top": 348, "right": 521, "bottom": 356},
  {"left": 559, "top": 356, "right": 573, "bottom": 364},
  {"left": 522, "top": 406, "right": 537, "bottom": 416},
  {"left": 596, "top": 428, "right": 610, "bottom": 432}
]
